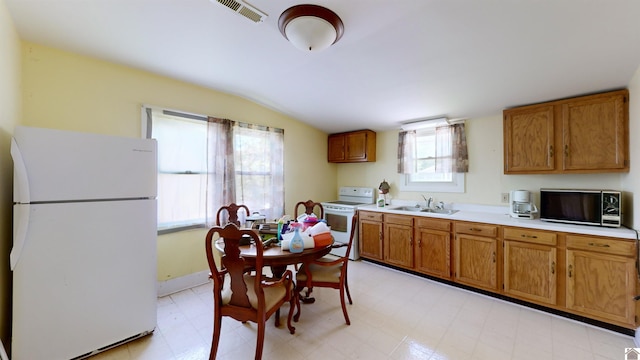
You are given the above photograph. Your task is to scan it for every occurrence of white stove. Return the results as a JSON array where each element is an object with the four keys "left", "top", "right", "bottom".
[{"left": 322, "top": 187, "right": 375, "bottom": 260}]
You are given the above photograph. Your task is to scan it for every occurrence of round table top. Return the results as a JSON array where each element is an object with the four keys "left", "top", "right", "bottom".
[{"left": 215, "top": 238, "right": 332, "bottom": 268}]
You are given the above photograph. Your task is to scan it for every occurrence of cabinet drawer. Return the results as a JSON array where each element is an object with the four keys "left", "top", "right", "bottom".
[
  {"left": 566, "top": 235, "right": 636, "bottom": 256},
  {"left": 415, "top": 218, "right": 451, "bottom": 232},
  {"left": 384, "top": 214, "right": 413, "bottom": 226},
  {"left": 503, "top": 227, "right": 557, "bottom": 246},
  {"left": 359, "top": 211, "right": 382, "bottom": 222},
  {"left": 455, "top": 222, "right": 498, "bottom": 237}
]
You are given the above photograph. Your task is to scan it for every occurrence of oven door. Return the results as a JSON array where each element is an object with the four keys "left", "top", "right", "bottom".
[{"left": 322, "top": 206, "right": 359, "bottom": 260}]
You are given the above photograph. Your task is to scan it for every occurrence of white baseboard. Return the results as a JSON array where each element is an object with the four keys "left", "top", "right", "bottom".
[
  {"left": 635, "top": 327, "right": 640, "bottom": 347},
  {"left": 157, "top": 270, "right": 210, "bottom": 297}
]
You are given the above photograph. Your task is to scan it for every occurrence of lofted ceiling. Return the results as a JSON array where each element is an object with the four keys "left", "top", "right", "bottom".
[{"left": 6, "top": 0, "right": 640, "bottom": 133}]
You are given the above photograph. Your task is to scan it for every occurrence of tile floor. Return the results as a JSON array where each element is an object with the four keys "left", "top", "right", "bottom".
[{"left": 91, "top": 260, "right": 636, "bottom": 360}]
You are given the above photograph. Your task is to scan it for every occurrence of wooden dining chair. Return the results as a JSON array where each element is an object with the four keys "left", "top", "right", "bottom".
[
  {"left": 205, "top": 223, "right": 296, "bottom": 360},
  {"left": 294, "top": 213, "right": 358, "bottom": 325},
  {"left": 216, "top": 203, "right": 251, "bottom": 227},
  {"left": 294, "top": 200, "right": 324, "bottom": 219}
]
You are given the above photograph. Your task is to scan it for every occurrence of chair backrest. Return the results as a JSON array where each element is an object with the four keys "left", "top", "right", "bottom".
[
  {"left": 342, "top": 213, "right": 359, "bottom": 259},
  {"left": 294, "top": 200, "right": 324, "bottom": 219},
  {"left": 205, "top": 223, "right": 264, "bottom": 310},
  {"left": 216, "top": 203, "right": 251, "bottom": 227}
]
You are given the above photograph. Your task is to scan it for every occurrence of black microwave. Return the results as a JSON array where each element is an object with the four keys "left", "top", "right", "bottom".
[{"left": 540, "top": 189, "right": 621, "bottom": 227}]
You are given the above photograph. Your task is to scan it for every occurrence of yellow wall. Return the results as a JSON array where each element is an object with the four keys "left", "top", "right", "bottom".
[
  {"left": 0, "top": 0, "right": 21, "bottom": 349},
  {"left": 337, "top": 112, "right": 629, "bottom": 208},
  {"left": 622, "top": 66, "right": 640, "bottom": 228},
  {"left": 20, "top": 43, "right": 338, "bottom": 282}
]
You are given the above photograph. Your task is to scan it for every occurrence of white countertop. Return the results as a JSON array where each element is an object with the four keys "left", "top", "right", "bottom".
[{"left": 358, "top": 203, "right": 639, "bottom": 240}]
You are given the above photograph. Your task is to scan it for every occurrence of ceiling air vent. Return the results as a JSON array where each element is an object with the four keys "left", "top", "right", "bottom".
[{"left": 213, "top": 0, "right": 267, "bottom": 23}]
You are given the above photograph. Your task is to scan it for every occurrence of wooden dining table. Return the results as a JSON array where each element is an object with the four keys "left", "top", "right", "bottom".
[
  {"left": 214, "top": 237, "right": 333, "bottom": 326},
  {"left": 214, "top": 238, "right": 332, "bottom": 278}
]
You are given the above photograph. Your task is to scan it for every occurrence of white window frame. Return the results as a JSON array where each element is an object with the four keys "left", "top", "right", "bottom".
[{"left": 398, "top": 126, "right": 465, "bottom": 193}]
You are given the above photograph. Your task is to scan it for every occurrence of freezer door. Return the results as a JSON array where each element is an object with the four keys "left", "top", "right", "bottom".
[
  {"left": 12, "top": 126, "right": 157, "bottom": 203},
  {"left": 11, "top": 199, "right": 157, "bottom": 360}
]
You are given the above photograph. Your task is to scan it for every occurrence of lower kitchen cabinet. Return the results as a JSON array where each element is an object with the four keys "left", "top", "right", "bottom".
[
  {"left": 566, "top": 234, "right": 637, "bottom": 327},
  {"left": 383, "top": 214, "right": 414, "bottom": 268},
  {"left": 359, "top": 211, "right": 383, "bottom": 260},
  {"left": 454, "top": 222, "right": 499, "bottom": 292},
  {"left": 358, "top": 211, "right": 638, "bottom": 330},
  {"left": 415, "top": 218, "right": 451, "bottom": 279},
  {"left": 503, "top": 227, "right": 557, "bottom": 305}
]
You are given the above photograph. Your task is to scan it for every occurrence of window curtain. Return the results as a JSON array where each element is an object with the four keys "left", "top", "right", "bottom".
[
  {"left": 206, "top": 117, "right": 285, "bottom": 225},
  {"left": 397, "top": 130, "right": 416, "bottom": 174},
  {"left": 397, "top": 123, "right": 468, "bottom": 174},
  {"left": 233, "top": 123, "right": 284, "bottom": 221},
  {"left": 206, "top": 117, "right": 235, "bottom": 226}
]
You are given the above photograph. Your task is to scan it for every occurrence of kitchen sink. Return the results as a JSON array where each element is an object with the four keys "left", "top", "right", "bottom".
[
  {"left": 421, "top": 208, "right": 459, "bottom": 215},
  {"left": 389, "top": 206, "right": 459, "bottom": 215},
  {"left": 389, "top": 206, "right": 423, "bottom": 212}
]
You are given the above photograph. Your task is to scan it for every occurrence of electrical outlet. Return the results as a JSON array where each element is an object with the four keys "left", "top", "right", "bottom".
[{"left": 501, "top": 193, "right": 509, "bottom": 203}]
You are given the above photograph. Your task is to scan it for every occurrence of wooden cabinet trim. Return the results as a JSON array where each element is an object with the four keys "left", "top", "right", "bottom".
[
  {"left": 384, "top": 214, "right": 414, "bottom": 226},
  {"left": 503, "top": 227, "right": 557, "bottom": 246},
  {"left": 415, "top": 218, "right": 451, "bottom": 232},
  {"left": 566, "top": 235, "right": 635, "bottom": 257},
  {"left": 327, "top": 129, "right": 376, "bottom": 163},
  {"left": 503, "top": 89, "right": 629, "bottom": 174}
]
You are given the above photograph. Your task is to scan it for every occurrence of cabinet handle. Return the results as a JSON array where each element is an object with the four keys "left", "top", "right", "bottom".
[
  {"left": 521, "top": 234, "right": 538, "bottom": 239},
  {"left": 568, "top": 264, "right": 572, "bottom": 278},
  {"left": 549, "top": 145, "right": 554, "bottom": 158},
  {"left": 469, "top": 228, "right": 482, "bottom": 232},
  {"left": 564, "top": 144, "right": 569, "bottom": 157},
  {"left": 588, "top": 242, "right": 610, "bottom": 248},
  {"left": 551, "top": 261, "right": 555, "bottom": 274},
  {"left": 492, "top": 251, "right": 496, "bottom": 263},
  {"left": 409, "top": 237, "right": 413, "bottom": 246},
  {"left": 418, "top": 239, "right": 422, "bottom": 248}
]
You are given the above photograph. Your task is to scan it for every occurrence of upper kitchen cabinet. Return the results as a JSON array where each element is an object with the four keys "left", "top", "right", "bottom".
[
  {"left": 503, "top": 89, "right": 629, "bottom": 174},
  {"left": 328, "top": 130, "right": 376, "bottom": 163}
]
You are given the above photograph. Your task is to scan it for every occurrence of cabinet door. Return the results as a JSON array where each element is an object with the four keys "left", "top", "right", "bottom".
[
  {"left": 328, "top": 134, "right": 345, "bottom": 162},
  {"left": 504, "top": 240, "right": 556, "bottom": 305},
  {"left": 562, "top": 91, "right": 628, "bottom": 171},
  {"left": 566, "top": 249, "right": 635, "bottom": 326},
  {"left": 503, "top": 105, "right": 555, "bottom": 173},
  {"left": 384, "top": 223, "right": 413, "bottom": 268},
  {"left": 345, "top": 132, "right": 368, "bottom": 161},
  {"left": 415, "top": 228, "right": 450, "bottom": 279},
  {"left": 360, "top": 219, "right": 383, "bottom": 260},
  {"left": 454, "top": 234, "right": 498, "bottom": 291}
]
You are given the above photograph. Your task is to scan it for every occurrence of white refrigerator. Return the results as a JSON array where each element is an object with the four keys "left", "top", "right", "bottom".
[{"left": 10, "top": 126, "right": 158, "bottom": 360}]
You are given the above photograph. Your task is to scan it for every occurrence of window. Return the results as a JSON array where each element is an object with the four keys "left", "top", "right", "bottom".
[
  {"left": 143, "top": 107, "right": 284, "bottom": 232},
  {"left": 397, "top": 122, "right": 467, "bottom": 193}
]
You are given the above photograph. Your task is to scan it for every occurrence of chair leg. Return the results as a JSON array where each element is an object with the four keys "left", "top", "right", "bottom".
[
  {"left": 287, "top": 292, "right": 296, "bottom": 334},
  {"left": 209, "top": 313, "right": 222, "bottom": 360},
  {"left": 344, "top": 275, "right": 353, "bottom": 304},
  {"left": 275, "top": 308, "right": 280, "bottom": 327},
  {"left": 255, "top": 320, "right": 266, "bottom": 360},
  {"left": 339, "top": 283, "right": 351, "bottom": 325},
  {"left": 293, "top": 285, "right": 303, "bottom": 322}
]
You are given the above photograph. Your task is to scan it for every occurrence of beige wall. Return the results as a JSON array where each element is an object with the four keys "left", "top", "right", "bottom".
[
  {"left": 20, "top": 43, "right": 337, "bottom": 281},
  {"left": 622, "top": 65, "right": 640, "bottom": 229},
  {"left": 0, "top": 0, "right": 21, "bottom": 349},
  {"left": 338, "top": 116, "right": 626, "bottom": 208}
]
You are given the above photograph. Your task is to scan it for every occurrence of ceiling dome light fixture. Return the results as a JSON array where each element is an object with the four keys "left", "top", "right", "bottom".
[{"left": 278, "top": 4, "right": 344, "bottom": 52}]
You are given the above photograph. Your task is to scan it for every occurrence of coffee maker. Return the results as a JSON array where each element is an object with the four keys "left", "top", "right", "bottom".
[{"left": 509, "top": 190, "right": 538, "bottom": 219}]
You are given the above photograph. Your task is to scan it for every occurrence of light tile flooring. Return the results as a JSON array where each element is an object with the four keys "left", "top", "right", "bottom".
[{"left": 92, "top": 260, "right": 635, "bottom": 359}]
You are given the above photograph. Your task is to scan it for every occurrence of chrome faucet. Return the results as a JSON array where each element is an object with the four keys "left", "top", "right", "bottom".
[{"left": 421, "top": 195, "right": 433, "bottom": 209}]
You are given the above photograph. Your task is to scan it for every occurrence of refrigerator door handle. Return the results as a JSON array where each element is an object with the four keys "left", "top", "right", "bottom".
[
  {"left": 11, "top": 137, "right": 31, "bottom": 204},
  {"left": 10, "top": 204, "right": 30, "bottom": 270}
]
